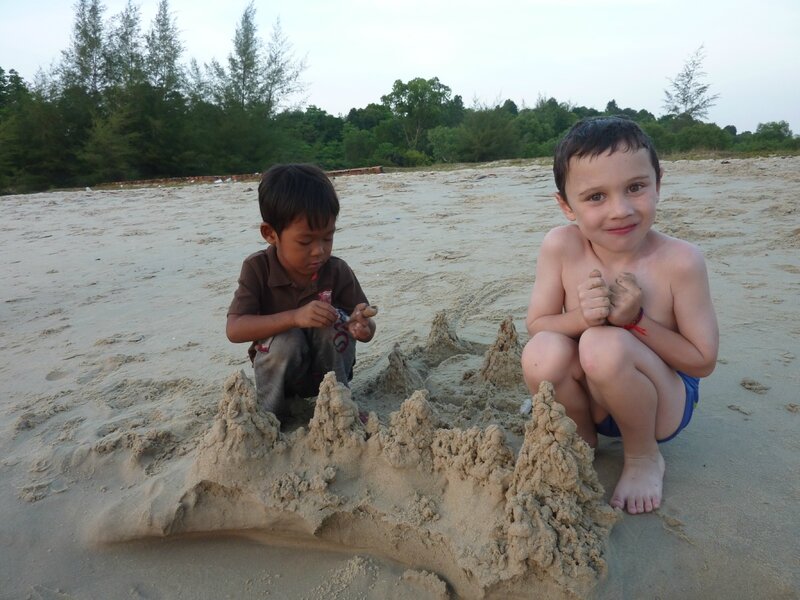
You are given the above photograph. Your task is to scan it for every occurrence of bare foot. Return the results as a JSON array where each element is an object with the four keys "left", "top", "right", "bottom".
[{"left": 610, "top": 452, "right": 665, "bottom": 514}]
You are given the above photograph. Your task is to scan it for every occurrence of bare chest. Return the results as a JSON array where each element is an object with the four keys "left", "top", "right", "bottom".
[{"left": 562, "top": 254, "right": 677, "bottom": 329}]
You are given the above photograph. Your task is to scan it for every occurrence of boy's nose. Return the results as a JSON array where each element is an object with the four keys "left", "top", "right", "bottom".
[{"left": 610, "top": 195, "right": 634, "bottom": 217}]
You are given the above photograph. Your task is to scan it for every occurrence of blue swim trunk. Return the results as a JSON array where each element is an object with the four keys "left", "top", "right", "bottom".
[{"left": 595, "top": 371, "right": 699, "bottom": 443}]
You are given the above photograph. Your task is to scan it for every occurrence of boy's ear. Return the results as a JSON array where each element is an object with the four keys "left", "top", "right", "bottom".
[
  {"left": 260, "top": 222, "right": 278, "bottom": 245},
  {"left": 555, "top": 193, "right": 576, "bottom": 221}
]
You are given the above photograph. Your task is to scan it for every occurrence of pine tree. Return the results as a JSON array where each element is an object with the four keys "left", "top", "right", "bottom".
[
  {"left": 105, "top": 0, "right": 145, "bottom": 88},
  {"left": 145, "top": 0, "right": 183, "bottom": 94},
  {"left": 60, "top": 0, "right": 107, "bottom": 96},
  {"left": 663, "top": 45, "right": 720, "bottom": 120}
]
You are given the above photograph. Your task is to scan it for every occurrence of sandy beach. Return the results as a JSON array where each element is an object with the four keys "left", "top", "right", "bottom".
[{"left": 1, "top": 157, "right": 798, "bottom": 599}]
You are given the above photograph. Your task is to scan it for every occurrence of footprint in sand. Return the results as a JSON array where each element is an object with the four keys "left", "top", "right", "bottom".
[
  {"left": 740, "top": 378, "right": 770, "bottom": 394},
  {"left": 45, "top": 369, "right": 68, "bottom": 381}
]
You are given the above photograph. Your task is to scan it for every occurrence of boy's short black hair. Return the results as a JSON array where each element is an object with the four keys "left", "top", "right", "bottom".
[
  {"left": 258, "top": 164, "right": 340, "bottom": 234},
  {"left": 553, "top": 116, "right": 661, "bottom": 200}
]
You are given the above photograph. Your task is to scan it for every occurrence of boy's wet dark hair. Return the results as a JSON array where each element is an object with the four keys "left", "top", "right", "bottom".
[
  {"left": 553, "top": 116, "right": 661, "bottom": 200},
  {"left": 258, "top": 164, "right": 340, "bottom": 234}
]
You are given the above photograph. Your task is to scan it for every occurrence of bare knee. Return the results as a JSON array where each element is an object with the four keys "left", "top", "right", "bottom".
[
  {"left": 521, "top": 331, "right": 579, "bottom": 387},
  {"left": 579, "top": 326, "right": 629, "bottom": 383}
]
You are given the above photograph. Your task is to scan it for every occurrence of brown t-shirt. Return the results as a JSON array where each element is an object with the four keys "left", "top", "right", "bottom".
[{"left": 227, "top": 245, "right": 368, "bottom": 317}]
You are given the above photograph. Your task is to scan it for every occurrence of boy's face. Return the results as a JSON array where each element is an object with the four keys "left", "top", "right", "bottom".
[
  {"left": 556, "top": 148, "right": 661, "bottom": 253},
  {"left": 261, "top": 216, "right": 335, "bottom": 285}
]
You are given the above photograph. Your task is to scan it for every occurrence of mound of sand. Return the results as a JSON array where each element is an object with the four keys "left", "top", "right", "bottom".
[{"left": 87, "top": 315, "right": 617, "bottom": 599}]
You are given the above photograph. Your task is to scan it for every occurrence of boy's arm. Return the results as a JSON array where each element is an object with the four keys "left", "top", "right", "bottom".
[
  {"left": 526, "top": 229, "right": 608, "bottom": 338},
  {"left": 616, "top": 247, "right": 718, "bottom": 377},
  {"left": 226, "top": 301, "right": 338, "bottom": 343}
]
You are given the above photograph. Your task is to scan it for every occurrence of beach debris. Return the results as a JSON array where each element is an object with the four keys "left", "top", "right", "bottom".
[{"left": 520, "top": 397, "right": 532, "bottom": 415}]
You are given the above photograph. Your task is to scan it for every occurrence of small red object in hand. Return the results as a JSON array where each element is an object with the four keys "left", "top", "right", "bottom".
[{"left": 318, "top": 289, "right": 332, "bottom": 304}]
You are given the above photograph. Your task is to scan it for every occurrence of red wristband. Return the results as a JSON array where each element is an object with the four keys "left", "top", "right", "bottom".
[{"left": 622, "top": 307, "right": 647, "bottom": 335}]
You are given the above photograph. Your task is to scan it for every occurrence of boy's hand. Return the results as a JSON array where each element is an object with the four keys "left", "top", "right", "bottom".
[
  {"left": 347, "top": 303, "right": 376, "bottom": 341},
  {"left": 294, "top": 301, "right": 339, "bottom": 328},
  {"left": 578, "top": 269, "right": 611, "bottom": 327},
  {"left": 608, "top": 272, "right": 643, "bottom": 325}
]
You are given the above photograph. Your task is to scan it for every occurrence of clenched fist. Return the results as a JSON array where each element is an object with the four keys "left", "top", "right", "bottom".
[
  {"left": 608, "top": 272, "right": 643, "bottom": 326},
  {"left": 578, "top": 269, "right": 611, "bottom": 328}
]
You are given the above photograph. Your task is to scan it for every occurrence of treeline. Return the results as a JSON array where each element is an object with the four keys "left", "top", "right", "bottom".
[{"left": 1, "top": 1, "right": 797, "bottom": 194}]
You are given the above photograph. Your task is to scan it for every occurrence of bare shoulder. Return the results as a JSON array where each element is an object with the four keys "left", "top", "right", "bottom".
[
  {"left": 542, "top": 224, "right": 584, "bottom": 253},
  {"left": 652, "top": 232, "right": 708, "bottom": 275}
]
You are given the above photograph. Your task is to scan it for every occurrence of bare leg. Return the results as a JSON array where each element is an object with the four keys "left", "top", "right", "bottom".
[
  {"left": 579, "top": 327, "right": 684, "bottom": 514},
  {"left": 521, "top": 331, "right": 597, "bottom": 447}
]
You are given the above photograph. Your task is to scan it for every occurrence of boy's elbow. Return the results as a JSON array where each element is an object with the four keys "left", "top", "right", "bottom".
[
  {"left": 692, "top": 362, "right": 716, "bottom": 378},
  {"left": 699, "top": 354, "right": 718, "bottom": 378},
  {"left": 226, "top": 316, "right": 243, "bottom": 343},
  {"left": 689, "top": 348, "right": 719, "bottom": 378}
]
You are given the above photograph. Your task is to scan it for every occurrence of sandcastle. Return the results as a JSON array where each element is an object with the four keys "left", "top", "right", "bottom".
[{"left": 89, "top": 313, "right": 619, "bottom": 598}]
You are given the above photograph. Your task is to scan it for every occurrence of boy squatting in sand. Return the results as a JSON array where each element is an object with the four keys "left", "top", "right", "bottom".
[
  {"left": 521, "top": 117, "right": 718, "bottom": 514},
  {"left": 226, "top": 164, "right": 376, "bottom": 422}
]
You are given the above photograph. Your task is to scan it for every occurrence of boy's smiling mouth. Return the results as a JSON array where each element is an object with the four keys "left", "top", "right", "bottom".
[{"left": 607, "top": 223, "right": 637, "bottom": 235}]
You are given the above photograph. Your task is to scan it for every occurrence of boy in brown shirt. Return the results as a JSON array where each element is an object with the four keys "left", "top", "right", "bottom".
[{"left": 226, "top": 164, "right": 376, "bottom": 422}]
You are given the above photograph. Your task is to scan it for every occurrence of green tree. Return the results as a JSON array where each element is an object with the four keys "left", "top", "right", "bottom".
[
  {"left": 80, "top": 106, "right": 141, "bottom": 182},
  {"left": 105, "top": 0, "right": 145, "bottom": 88},
  {"left": 346, "top": 102, "right": 393, "bottom": 130},
  {"left": 663, "top": 45, "right": 719, "bottom": 120},
  {"left": 427, "top": 125, "right": 461, "bottom": 163},
  {"left": 381, "top": 77, "right": 462, "bottom": 152},
  {"left": 206, "top": 11, "right": 305, "bottom": 117},
  {"left": 673, "top": 122, "right": 732, "bottom": 151},
  {"left": 342, "top": 123, "right": 378, "bottom": 166},
  {"left": 603, "top": 100, "right": 655, "bottom": 122},
  {"left": 457, "top": 106, "right": 520, "bottom": 163},
  {"left": 60, "top": 0, "right": 107, "bottom": 96},
  {"left": 262, "top": 18, "right": 306, "bottom": 116},
  {"left": 513, "top": 97, "right": 577, "bottom": 157},
  {"left": 754, "top": 121, "right": 793, "bottom": 142},
  {"left": 145, "top": 0, "right": 184, "bottom": 95},
  {"left": 0, "top": 68, "right": 32, "bottom": 191},
  {"left": 226, "top": 2, "right": 263, "bottom": 110}
]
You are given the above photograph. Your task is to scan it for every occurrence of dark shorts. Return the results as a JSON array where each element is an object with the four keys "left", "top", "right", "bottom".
[{"left": 595, "top": 371, "right": 700, "bottom": 443}]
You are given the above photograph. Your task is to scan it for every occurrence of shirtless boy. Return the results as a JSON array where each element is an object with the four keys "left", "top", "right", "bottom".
[{"left": 521, "top": 116, "right": 718, "bottom": 514}]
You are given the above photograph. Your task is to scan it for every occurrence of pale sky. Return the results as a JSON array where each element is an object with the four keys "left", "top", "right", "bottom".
[{"left": 1, "top": 0, "right": 799, "bottom": 135}]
